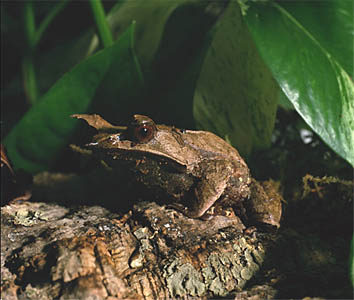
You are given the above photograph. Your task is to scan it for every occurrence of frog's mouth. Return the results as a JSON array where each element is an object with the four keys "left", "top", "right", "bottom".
[
  {"left": 85, "top": 132, "right": 155, "bottom": 152},
  {"left": 82, "top": 134, "right": 187, "bottom": 173},
  {"left": 86, "top": 133, "right": 125, "bottom": 147}
]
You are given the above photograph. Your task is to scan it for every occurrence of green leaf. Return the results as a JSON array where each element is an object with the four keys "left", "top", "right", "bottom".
[
  {"left": 279, "top": 0, "right": 353, "bottom": 78},
  {"left": 89, "top": 0, "right": 229, "bottom": 128},
  {"left": 193, "top": 2, "right": 279, "bottom": 157},
  {"left": 244, "top": 3, "right": 354, "bottom": 166},
  {"left": 4, "top": 23, "right": 141, "bottom": 173},
  {"left": 143, "top": 0, "right": 230, "bottom": 129},
  {"left": 5, "top": 0, "right": 220, "bottom": 127}
]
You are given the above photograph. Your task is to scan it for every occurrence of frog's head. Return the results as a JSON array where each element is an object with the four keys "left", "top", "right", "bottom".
[{"left": 71, "top": 114, "right": 187, "bottom": 166}]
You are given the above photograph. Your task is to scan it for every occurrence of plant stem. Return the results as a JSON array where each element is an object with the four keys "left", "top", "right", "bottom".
[
  {"left": 89, "top": 0, "right": 114, "bottom": 48},
  {"left": 24, "top": 1, "right": 36, "bottom": 48},
  {"left": 23, "top": 1, "right": 38, "bottom": 104}
]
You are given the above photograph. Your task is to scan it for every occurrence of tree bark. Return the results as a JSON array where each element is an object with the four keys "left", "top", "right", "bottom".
[{"left": 1, "top": 172, "right": 278, "bottom": 299}]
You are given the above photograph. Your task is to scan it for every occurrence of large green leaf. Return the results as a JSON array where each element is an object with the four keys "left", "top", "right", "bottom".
[
  {"left": 143, "top": 0, "right": 230, "bottom": 129},
  {"left": 279, "top": 0, "right": 353, "bottom": 78},
  {"left": 5, "top": 0, "right": 227, "bottom": 130},
  {"left": 4, "top": 23, "right": 141, "bottom": 173},
  {"left": 244, "top": 2, "right": 354, "bottom": 166},
  {"left": 193, "top": 2, "right": 279, "bottom": 157},
  {"left": 101, "top": 0, "right": 229, "bottom": 129}
]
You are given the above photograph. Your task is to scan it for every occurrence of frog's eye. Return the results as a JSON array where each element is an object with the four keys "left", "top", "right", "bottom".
[{"left": 133, "top": 124, "right": 155, "bottom": 143}]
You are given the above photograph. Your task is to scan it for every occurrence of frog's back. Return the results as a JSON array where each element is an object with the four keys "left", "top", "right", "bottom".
[{"left": 183, "top": 130, "right": 247, "bottom": 165}]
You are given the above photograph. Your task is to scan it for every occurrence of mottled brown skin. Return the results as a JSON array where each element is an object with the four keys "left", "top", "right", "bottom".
[{"left": 73, "top": 114, "right": 281, "bottom": 227}]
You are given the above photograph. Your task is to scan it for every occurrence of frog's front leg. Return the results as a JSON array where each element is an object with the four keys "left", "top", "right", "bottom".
[{"left": 183, "top": 160, "right": 235, "bottom": 218}]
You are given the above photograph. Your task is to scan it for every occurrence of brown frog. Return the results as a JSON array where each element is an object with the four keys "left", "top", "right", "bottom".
[{"left": 72, "top": 114, "right": 281, "bottom": 228}]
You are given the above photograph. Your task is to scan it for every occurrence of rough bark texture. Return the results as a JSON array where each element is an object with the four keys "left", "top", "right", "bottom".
[
  {"left": 1, "top": 172, "right": 279, "bottom": 300},
  {"left": 2, "top": 173, "right": 352, "bottom": 299}
]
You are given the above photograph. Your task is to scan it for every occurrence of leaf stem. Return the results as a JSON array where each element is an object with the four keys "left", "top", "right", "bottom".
[{"left": 89, "top": 0, "right": 114, "bottom": 48}]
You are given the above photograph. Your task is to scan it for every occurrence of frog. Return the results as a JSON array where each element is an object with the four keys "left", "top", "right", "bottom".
[{"left": 72, "top": 114, "right": 281, "bottom": 228}]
